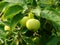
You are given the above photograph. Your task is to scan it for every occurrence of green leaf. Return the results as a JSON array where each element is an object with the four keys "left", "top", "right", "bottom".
[
  {"left": 46, "top": 36, "right": 60, "bottom": 45},
  {"left": 41, "top": 9, "right": 60, "bottom": 31},
  {"left": 21, "top": 36, "right": 34, "bottom": 45},
  {"left": 55, "top": 7, "right": 60, "bottom": 14},
  {"left": 0, "top": 20, "right": 10, "bottom": 26},
  {"left": 10, "top": 40, "right": 17, "bottom": 45},
  {"left": 0, "top": 21, "right": 4, "bottom": 31},
  {"left": 25, "top": 0, "right": 33, "bottom": 4},
  {"left": 31, "top": 6, "right": 41, "bottom": 17},
  {"left": 10, "top": 13, "right": 24, "bottom": 30},
  {"left": 32, "top": 0, "right": 37, "bottom": 7},
  {"left": 52, "top": 22, "right": 60, "bottom": 31},
  {"left": 2, "top": 5, "right": 23, "bottom": 20},
  {"left": 21, "top": 29, "right": 27, "bottom": 34},
  {"left": 0, "top": 1, "right": 9, "bottom": 12},
  {"left": 0, "top": 25, "right": 4, "bottom": 31},
  {"left": 40, "top": 0, "right": 56, "bottom": 5},
  {"left": 0, "top": 30, "right": 6, "bottom": 39},
  {"left": 57, "top": 32, "right": 60, "bottom": 37},
  {"left": 4, "top": 0, "right": 25, "bottom": 4},
  {"left": 41, "top": 10, "right": 60, "bottom": 22}
]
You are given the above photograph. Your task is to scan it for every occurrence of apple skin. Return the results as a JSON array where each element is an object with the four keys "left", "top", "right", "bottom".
[
  {"left": 32, "top": 37, "right": 41, "bottom": 45},
  {"left": 20, "top": 16, "right": 30, "bottom": 27},
  {"left": 4, "top": 25, "right": 10, "bottom": 30},
  {"left": 26, "top": 19, "right": 40, "bottom": 31}
]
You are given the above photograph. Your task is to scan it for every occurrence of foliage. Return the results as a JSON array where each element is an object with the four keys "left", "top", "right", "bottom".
[{"left": 0, "top": 0, "right": 60, "bottom": 45}]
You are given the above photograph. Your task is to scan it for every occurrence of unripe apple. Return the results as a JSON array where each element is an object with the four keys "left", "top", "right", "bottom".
[
  {"left": 32, "top": 37, "right": 40, "bottom": 45},
  {"left": 26, "top": 19, "right": 40, "bottom": 31},
  {"left": 20, "top": 16, "right": 29, "bottom": 27},
  {"left": 4, "top": 25, "right": 10, "bottom": 30}
]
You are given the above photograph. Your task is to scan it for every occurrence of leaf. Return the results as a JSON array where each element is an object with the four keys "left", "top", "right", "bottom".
[
  {"left": 52, "top": 22, "right": 60, "bottom": 31},
  {"left": 46, "top": 36, "right": 60, "bottom": 45},
  {"left": 0, "top": 30, "right": 6, "bottom": 39},
  {"left": 31, "top": 6, "right": 41, "bottom": 17},
  {"left": 32, "top": 0, "right": 37, "bottom": 7},
  {"left": 0, "top": 1, "right": 9, "bottom": 12},
  {"left": 40, "top": 0, "right": 56, "bottom": 5},
  {"left": 21, "top": 29, "right": 27, "bottom": 34},
  {"left": 10, "top": 40, "right": 17, "bottom": 45},
  {"left": 10, "top": 13, "right": 24, "bottom": 30},
  {"left": 21, "top": 36, "right": 34, "bottom": 45},
  {"left": 4, "top": 0, "right": 25, "bottom": 4},
  {"left": 22, "top": 4, "right": 28, "bottom": 13},
  {"left": 41, "top": 9, "right": 60, "bottom": 31},
  {"left": 0, "top": 21, "right": 4, "bottom": 31},
  {"left": 57, "top": 32, "right": 60, "bottom": 37},
  {"left": 2, "top": 5, "right": 23, "bottom": 20},
  {"left": 0, "top": 25, "right": 4, "bottom": 31},
  {"left": 25, "top": 0, "right": 33, "bottom": 4},
  {"left": 55, "top": 7, "right": 60, "bottom": 14}
]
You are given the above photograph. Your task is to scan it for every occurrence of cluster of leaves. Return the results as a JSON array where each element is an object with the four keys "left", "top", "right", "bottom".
[{"left": 0, "top": 0, "right": 60, "bottom": 45}]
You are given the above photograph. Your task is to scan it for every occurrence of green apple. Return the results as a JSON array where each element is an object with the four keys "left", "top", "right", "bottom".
[
  {"left": 4, "top": 25, "right": 10, "bottom": 30},
  {"left": 32, "top": 37, "right": 40, "bottom": 45},
  {"left": 26, "top": 19, "right": 40, "bottom": 31},
  {"left": 20, "top": 16, "right": 29, "bottom": 27}
]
